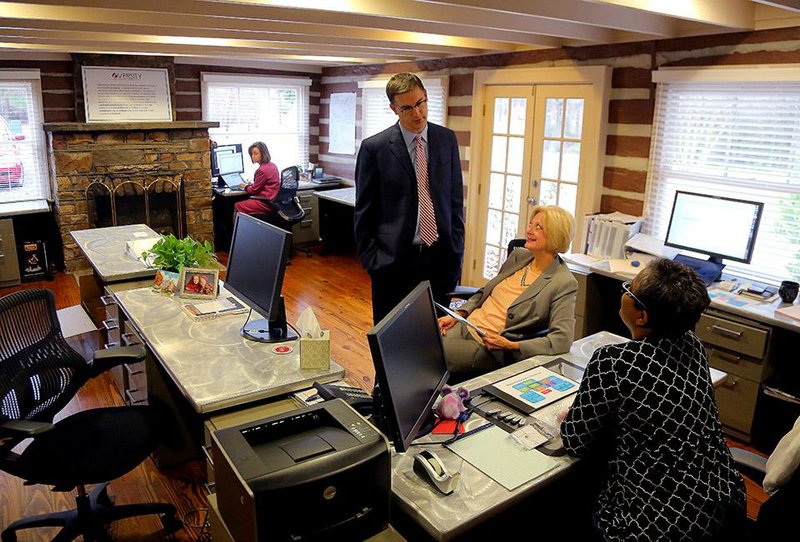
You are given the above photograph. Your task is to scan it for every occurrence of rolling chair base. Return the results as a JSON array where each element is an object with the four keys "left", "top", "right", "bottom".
[{"left": 1, "top": 482, "right": 182, "bottom": 542}]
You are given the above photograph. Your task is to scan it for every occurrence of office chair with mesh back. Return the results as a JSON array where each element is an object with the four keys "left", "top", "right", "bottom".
[
  {"left": 251, "top": 165, "right": 311, "bottom": 257},
  {"left": 0, "top": 289, "right": 182, "bottom": 542},
  {"left": 448, "top": 238, "right": 527, "bottom": 301}
]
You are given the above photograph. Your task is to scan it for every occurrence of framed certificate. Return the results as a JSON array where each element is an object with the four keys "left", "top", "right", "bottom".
[{"left": 82, "top": 66, "right": 173, "bottom": 122}]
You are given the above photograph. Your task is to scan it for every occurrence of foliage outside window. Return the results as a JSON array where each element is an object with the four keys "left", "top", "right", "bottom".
[{"left": 359, "top": 76, "right": 449, "bottom": 139}]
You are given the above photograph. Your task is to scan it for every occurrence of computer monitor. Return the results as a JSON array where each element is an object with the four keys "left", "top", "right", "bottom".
[
  {"left": 224, "top": 214, "right": 297, "bottom": 343},
  {"left": 313, "top": 166, "right": 324, "bottom": 179},
  {"left": 367, "top": 282, "right": 450, "bottom": 453},
  {"left": 212, "top": 143, "right": 245, "bottom": 177},
  {"left": 664, "top": 191, "right": 763, "bottom": 282}
]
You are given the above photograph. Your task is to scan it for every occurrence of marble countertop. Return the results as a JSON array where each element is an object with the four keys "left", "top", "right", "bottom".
[{"left": 71, "top": 224, "right": 160, "bottom": 282}]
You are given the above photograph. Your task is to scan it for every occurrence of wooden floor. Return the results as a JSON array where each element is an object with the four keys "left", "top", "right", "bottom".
[{"left": 0, "top": 248, "right": 768, "bottom": 539}]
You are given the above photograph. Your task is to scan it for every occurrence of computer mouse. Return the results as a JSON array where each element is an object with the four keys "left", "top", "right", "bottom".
[
  {"left": 412, "top": 450, "right": 460, "bottom": 495},
  {"left": 631, "top": 260, "right": 640, "bottom": 267}
]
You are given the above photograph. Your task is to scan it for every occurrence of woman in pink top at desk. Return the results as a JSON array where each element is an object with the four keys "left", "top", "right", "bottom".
[{"left": 234, "top": 141, "right": 280, "bottom": 217}]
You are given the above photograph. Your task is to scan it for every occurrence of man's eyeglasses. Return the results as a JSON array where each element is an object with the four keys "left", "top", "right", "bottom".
[
  {"left": 397, "top": 98, "right": 428, "bottom": 115},
  {"left": 621, "top": 281, "right": 647, "bottom": 310}
]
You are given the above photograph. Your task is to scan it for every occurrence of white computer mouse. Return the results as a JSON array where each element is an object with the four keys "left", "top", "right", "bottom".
[{"left": 412, "top": 450, "right": 460, "bottom": 495}]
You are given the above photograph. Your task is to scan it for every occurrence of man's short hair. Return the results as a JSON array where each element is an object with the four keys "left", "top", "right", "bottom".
[{"left": 386, "top": 73, "right": 425, "bottom": 104}]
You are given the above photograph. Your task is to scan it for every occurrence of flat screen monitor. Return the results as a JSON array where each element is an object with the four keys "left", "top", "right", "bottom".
[
  {"left": 224, "top": 214, "right": 297, "bottom": 343},
  {"left": 213, "top": 143, "right": 244, "bottom": 176},
  {"left": 664, "top": 191, "right": 763, "bottom": 264},
  {"left": 313, "top": 166, "right": 324, "bottom": 179},
  {"left": 367, "top": 281, "right": 450, "bottom": 453}
]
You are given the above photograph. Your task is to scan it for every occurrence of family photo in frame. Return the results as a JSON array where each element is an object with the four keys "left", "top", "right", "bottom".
[{"left": 178, "top": 268, "right": 219, "bottom": 299}]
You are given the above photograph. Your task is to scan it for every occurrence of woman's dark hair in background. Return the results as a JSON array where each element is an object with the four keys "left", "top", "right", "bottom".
[
  {"left": 247, "top": 141, "right": 271, "bottom": 164},
  {"left": 635, "top": 258, "right": 710, "bottom": 336}
]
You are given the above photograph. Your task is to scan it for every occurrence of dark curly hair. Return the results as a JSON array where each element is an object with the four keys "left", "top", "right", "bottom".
[{"left": 634, "top": 258, "right": 710, "bottom": 336}]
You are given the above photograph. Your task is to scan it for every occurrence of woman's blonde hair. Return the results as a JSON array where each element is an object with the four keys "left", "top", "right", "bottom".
[{"left": 529, "top": 205, "right": 575, "bottom": 254}]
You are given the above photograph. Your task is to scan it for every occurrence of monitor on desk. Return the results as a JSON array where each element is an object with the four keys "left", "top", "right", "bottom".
[
  {"left": 664, "top": 191, "right": 763, "bottom": 283},
  {"left": 367, "top": 281, "right": 449, "bottom": 453},
  {"left": 224, "top": 214, "right": 297, "bottom": 343},
  {"left": 212, "top": 144, "right": 245, "bottom": 186}
]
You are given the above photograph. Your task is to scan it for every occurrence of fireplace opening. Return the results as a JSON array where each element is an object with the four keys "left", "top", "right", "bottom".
[{"left": 85, "top": 178, "right": 184, "bottom": 237}]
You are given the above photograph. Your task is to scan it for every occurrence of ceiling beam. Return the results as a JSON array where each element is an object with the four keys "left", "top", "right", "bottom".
[{"left": 583, "top": 0, "right": 755, "bottom": 30}]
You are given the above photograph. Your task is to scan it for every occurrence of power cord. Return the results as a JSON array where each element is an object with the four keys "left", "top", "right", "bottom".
[{"left": 183, "top": 508, "right": 211, "bottom": 542}]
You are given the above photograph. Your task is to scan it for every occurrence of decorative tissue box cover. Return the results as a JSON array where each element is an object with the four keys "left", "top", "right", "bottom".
[{"left": 300, "top": 330, "right": 330, "bottom": 369}]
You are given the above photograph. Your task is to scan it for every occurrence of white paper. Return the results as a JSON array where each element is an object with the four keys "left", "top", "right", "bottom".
[
  {"left": 125, "top": 238, "right": 159, "bottom": 265},
  {"left": 82, "top": 66, "right": 172, "bottom": 123},
  {"left": 295, "top": 307, "right": 323, "bottom": 338},
  {"left": 625, "top": 232, "right": 680, "bottom": 259},
  {"left": 328, "top": 92, "right": 356, "bottom": 154}
]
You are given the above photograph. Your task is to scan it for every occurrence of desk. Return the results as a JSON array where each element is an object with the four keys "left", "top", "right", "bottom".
[
  {"left": 316, "top": 186, "right": 356, "bottom": 253},
  {"left": 390, "top": 331, "right": 623, "bottom": 541},
  {"left": 564, "top": 254, "right": 800, "bottom": 445},
  {"left": 212, "top": 181, "right": 346, "bottom": 251},
  {"left": 70, "top": 224, "right": 159, "bottom": 325},
  {"left": 112, "top": 285, "right": 345, "bottom": 467}
]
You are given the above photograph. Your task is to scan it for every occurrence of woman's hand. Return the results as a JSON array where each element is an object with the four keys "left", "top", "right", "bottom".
[
  {"left": 481, "top": 331, "right": 519, "bottom": 351},
  {"left": 238, "top": 183, "right": 247, "bottom": 190},
  {"left": 438, "top": 315, "right": 457, "bottom": 335}
]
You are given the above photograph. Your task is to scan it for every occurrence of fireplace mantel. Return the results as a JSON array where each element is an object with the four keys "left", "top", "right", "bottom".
[{"left": 44, "top": 121, "right": 219, "bottom": 133}]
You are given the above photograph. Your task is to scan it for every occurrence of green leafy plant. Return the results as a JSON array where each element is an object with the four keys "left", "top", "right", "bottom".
[{"left": 142, "top": 234, "right": 217, "bottom": 272}]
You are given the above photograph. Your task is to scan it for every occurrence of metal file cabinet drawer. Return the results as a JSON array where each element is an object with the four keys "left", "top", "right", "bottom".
[
  {"left": 0, "top": 218, "right": 21, "bottom": 287},
  {"left": 696, "top": 312, "right": 769, "bottom": 360},
  {"left": 706, "top": 346, "right": 772, "bottom": 383},
  {"left": 122, "top": 320, "right": 148, "bottom": 406},
  {"left": 714, "top": 374, "right": 760, "bottom": 437}
]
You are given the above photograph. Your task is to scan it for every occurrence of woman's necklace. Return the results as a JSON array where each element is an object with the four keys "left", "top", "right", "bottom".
[{"left": 520, "top": 263, "right": 539, "bottom": 286}]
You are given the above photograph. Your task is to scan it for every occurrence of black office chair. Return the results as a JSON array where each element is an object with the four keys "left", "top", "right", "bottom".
[
  {"left": 0, "top": 289, "right": 182, "bottom": 542},
  {"left": 251, "top": 165, "right": 311, "bottom": 257},
  {"left": 729, "top": 419, "right": 800, "bottom": 540},
  {"left": 448, "top": 238, "right": 527, "bottom": 302}
]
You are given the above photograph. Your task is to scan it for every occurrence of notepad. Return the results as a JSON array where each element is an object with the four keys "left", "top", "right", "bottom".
[
  {"left": 182, "top": 296, "right": 247, "bottom": 321},
  {"left": 446, "top": 425, "right": 558, "bottom": 490},
  {"left": 776, "top": 303, "right": 800, "bottom": 322}
]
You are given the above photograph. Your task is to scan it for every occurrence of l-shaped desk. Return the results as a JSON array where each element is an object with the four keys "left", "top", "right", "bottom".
[{"left": 565, "top": 254, "right": 800, "bottom": 445}]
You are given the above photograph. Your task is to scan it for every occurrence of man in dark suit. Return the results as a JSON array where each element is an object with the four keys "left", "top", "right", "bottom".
[{"left": 355, "top": 73, "right": 465, "bottom": 324}]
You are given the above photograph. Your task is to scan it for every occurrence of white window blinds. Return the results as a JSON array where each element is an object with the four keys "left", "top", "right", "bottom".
[
  {"left": 359, "top": 76, "right": 448, "bottom": 140},
  {"left": 644, "top": 69, "right": 800, "bottom": 283},
  {"left": 201, "top": 74, "right": 310, "bottom": 179},
  {"left": 0, "top": 70, "right": 49, "bottom": 204}
]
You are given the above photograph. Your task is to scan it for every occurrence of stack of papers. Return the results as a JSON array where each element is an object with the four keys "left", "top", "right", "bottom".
[{"left": 182, "top": 296, "right": 247, "bottom": 321}]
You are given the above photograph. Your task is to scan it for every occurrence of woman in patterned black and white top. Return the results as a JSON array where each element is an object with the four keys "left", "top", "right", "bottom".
[{"left": 561, "top": 258, "right": 745, "bottom": 542}]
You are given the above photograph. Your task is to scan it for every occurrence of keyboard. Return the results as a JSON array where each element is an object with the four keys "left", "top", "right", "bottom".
[{"left": 220, "top": 173, "right": 244, "bottom": 187}]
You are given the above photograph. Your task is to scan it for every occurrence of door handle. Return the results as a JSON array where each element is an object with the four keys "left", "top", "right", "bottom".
[{"left": 526, "top": 197, "right": 537, "bottom": 205}]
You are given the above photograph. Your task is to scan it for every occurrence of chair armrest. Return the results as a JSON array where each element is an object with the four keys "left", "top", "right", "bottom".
[
  {"left": 447, "top": 285, "right": 479, "bottom": 300},
  {"left": 90, "top": 345, "right": 146, "bottom": 378},
  {"left": 1, "top": 419, "right": 54, "bottom": 439},
  {"left": 731, "top": 446, "right": 768, "bottom": 485}
]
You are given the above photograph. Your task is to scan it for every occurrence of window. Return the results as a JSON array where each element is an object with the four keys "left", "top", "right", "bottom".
[
  {"left": 359, "top": 76, "right": 448, "bottom": 139},
  {"left": 0, "top": 70, "right": 49, "bottom": 205},
  {"left": 201, "top": 74, "right": 310, "bottom": 179},
  {"left": 644, "top": 67, "right": 800, "bottom": 283}
]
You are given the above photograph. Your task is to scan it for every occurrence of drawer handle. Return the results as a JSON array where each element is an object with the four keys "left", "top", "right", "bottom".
[
  {"left": 104, "top": 341, "right": 120, "bottom": 349},
  {"left": 203, "top": 482, "right": 216, "bottom": 495},
  {"left": 720, "top": 379, "right": 738, "bottom": 390},
  {"left": 124, "top": 362, "right": 144, "bottom": 376},
  {"left": 300, "top": 220, "right": 313, "bottom": 228},
  {"left": 100, "top": 295, "right": 115, "bottom": 307},
  {"left": 710, "top": 325, "right": 742, "bottom": 340},
  {"left": 121, "top": 332, "right": 141, "bottom": 346},
  {"left": 716, "top": 352, "right": 742, "bottom": 364},
  {"left": 101, "top": 318, "right": 119, "bottom": 331}
]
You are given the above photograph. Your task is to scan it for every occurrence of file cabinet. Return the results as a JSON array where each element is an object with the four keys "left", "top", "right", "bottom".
[
  {"left": 292, "top": 188, "right": 320, "bottom": 245},
  {"left": 0, "top": 218, "right": 20, "bottom": 287}
]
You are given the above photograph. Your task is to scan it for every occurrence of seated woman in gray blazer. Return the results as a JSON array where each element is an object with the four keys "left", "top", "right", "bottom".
[{"left": 438, "top": 205, "right": 578, "bottom": 375}]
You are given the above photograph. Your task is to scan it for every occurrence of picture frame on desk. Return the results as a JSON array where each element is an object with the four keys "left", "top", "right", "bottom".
[{"left": 178, "top": 268, "right": 219, "bottom": 299}]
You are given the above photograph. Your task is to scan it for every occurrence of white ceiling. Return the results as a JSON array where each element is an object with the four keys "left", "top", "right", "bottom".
[{"left": 0, "top": 0, "right": 799, "bottom": 69}]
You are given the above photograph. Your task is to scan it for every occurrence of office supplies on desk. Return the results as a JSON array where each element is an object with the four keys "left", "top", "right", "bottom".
[
  {"left": 608, "top": 258, "right": 643, "bottom": 276},
  {"left": 624, "top": 232, "right": 680, "bottom": 259},
  {"left": 776, "top": 303, "right": 800, "bottom": 322},
  {"left": 413, "top": 450, "right": 461, "bottom": 495},
  {"left": 182, "top": 296, "right": 247, "bottom": 321},
  {"left": 485, "top": 362, "right": 579, "bottom": 414},
  {"left": 583, "top": 212, "right": 642, "bottom": 259},
  {"left": 446, "top": 425, "right": 558, "bottom": 491}
]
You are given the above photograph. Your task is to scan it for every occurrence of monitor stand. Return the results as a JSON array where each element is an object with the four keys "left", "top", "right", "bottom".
[
  {"left": 240, "top": 296, "right": 298, "bottom": 343},
  {"left": 674, "top": 254, "right": 725, "bottom": 285}
]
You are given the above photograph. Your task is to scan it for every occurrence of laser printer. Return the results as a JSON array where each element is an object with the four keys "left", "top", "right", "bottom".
[{"left": 211, "top": 399, "right": 391, "bottom": 541}]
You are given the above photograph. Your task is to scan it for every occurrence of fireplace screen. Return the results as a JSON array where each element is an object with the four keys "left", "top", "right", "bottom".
[{"left": 85, "top": 178, "right": 183, "bottom": 237}]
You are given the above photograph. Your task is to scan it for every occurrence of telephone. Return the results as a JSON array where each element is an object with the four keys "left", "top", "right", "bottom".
[{"left": 313, "top": 382, "right": 373, "bottom": 415}]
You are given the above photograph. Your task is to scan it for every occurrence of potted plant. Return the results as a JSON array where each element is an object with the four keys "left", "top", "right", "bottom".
[{"left": 143, "top": 234, "right": 218, "bottom": 294}]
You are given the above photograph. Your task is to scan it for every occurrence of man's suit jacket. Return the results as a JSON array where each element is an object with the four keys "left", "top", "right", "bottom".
[
  {"left": 460, "top": 249, "right": 578, "bottom": 359},
  {"left": 354, "top": 122, "right": 465, "bottom": 274}
]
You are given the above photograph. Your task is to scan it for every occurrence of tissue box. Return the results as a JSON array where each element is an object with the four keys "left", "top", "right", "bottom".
[{"left": 300, "top": 330, "right": 330, "bottom": 370}]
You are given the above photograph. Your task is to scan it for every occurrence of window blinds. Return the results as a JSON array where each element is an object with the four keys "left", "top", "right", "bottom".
[
  {"left": 644, "top": 78, "right": 800, "bottom": 283},
  {"left": 202, "top": 74, "right": 310, "bottom": 177},
  {"left": 0, "top": 71, "right": 49, "bottom": 204},
  {"left": 359, "top": 77, "right": 448, "bottom": 140}
]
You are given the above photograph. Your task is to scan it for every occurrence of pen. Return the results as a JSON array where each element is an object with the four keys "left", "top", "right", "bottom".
[{"left": 454, "top": 422, "right": 494, "bottom": 441}]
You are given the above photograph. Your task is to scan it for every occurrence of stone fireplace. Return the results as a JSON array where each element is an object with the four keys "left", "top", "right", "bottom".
[{"left": 44, "top": 121, "right": 218, "bottom": 273}]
